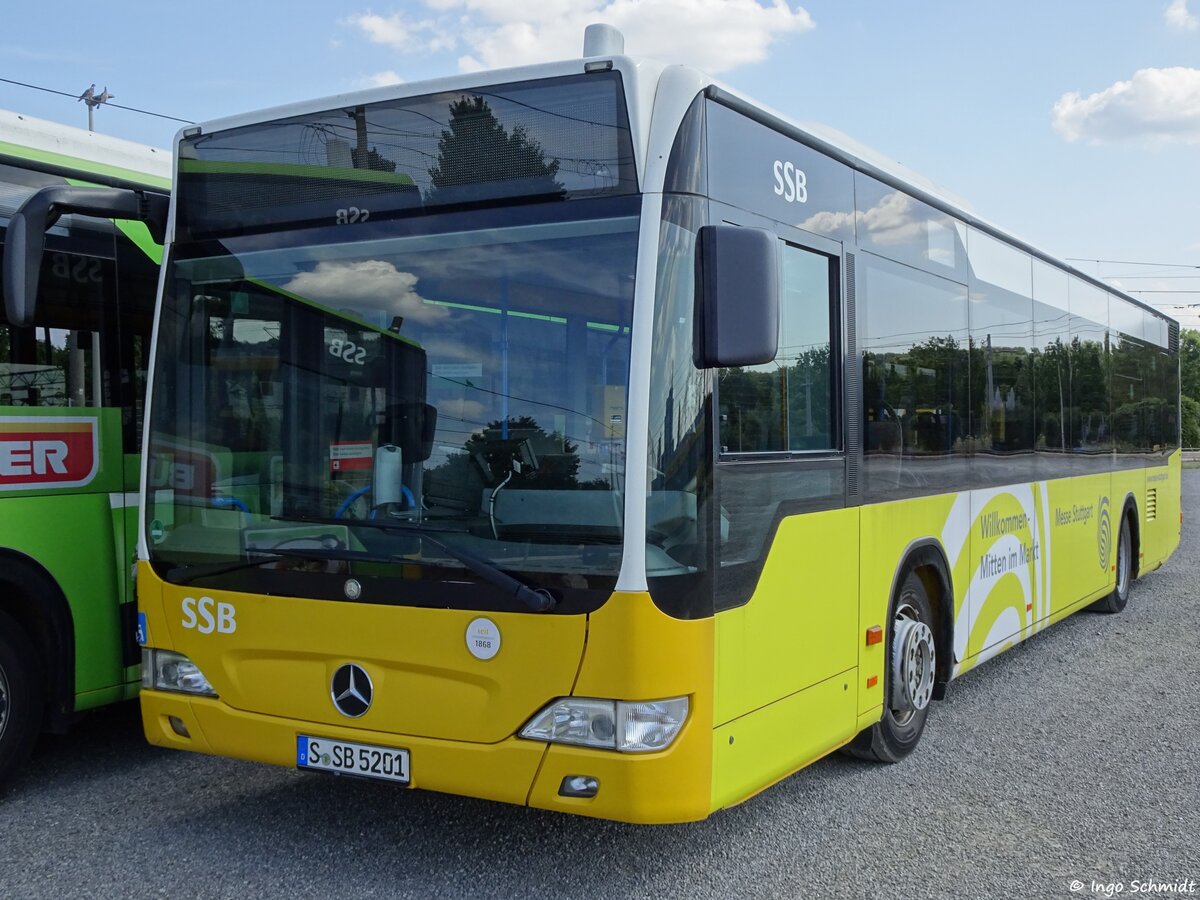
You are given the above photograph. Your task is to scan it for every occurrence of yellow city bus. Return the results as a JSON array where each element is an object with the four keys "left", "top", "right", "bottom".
[{"left": 13, "top": 27, "right": 1179, "bottom": 823}]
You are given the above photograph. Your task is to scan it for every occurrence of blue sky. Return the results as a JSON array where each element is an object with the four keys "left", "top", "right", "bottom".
[{"left": 4, "top": 1, "right": 1199, "bottom": 323}]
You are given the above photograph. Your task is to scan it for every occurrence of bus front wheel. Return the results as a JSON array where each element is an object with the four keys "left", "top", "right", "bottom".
[
  {"left": 0, "top": 610, "right": 41, "bottom": 788},
  {"left": 845, "top": 571, "right": 936, "bottom": 763}
]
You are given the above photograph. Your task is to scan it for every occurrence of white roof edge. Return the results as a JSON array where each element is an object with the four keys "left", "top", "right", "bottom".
[
  {"left": 188, "top": 57, "right": 645, "bottom": 140},
  {"left": 0, "top": 108, "right": 170, "bottom": 181}
]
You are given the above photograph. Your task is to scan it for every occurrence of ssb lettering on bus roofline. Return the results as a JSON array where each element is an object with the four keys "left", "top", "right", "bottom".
[{"left": 772, "top": 159, "right": 808, "bottom": 203}]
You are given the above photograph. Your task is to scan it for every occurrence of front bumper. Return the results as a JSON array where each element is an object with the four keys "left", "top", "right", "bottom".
[{"left": 142, "top": 686, "right": 712, "bottom": 824}]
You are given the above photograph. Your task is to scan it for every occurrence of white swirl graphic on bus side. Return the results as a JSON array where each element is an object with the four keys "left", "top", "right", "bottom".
[
  {"left": 941, "top": 482, "right": 1050, "bottom": 676},
  {"left": 1096, "top": 495, "right": 1111, "bottom": 570}
]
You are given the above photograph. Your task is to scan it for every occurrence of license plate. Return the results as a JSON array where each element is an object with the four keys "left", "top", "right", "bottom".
[{"left": 297, "top": 735, "right": 410, "bottom": 784}]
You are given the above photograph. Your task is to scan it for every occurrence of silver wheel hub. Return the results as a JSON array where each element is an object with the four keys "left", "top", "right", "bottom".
[
  {"left": 891, "top": 616, "right": 936, "bottom": 713},
  {"left": 1116, "top": 525, "right": 1131, "bottom": 596}
]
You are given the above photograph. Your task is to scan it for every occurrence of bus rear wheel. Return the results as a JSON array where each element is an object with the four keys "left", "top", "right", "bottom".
[
  {"left": 1091, "top": 512, "right": 1133, "bottom": 614},
  {"left": 0, "top": 610, "right": 41, "bottom": 789},
  {"left": 845, "top": 571, "right": 936, "bottom": 763}
]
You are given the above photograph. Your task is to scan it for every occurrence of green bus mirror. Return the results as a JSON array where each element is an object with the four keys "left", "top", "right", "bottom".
[{"left": 3, "top": 185, "right": 168, "bottom": 327}]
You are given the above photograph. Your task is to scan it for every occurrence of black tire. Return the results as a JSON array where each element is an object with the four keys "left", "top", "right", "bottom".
[
  {"left": 845, "top": 571, "right": 937, "bottom": 763},
  {"left": 1091, "top": 511, "right": 1133, "bottom": 614},
  {"left": 0, "top": 610, "right": 41, "bottom": 788}
]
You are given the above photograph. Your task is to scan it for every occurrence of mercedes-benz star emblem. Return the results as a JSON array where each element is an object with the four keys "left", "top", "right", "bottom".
[{"left": 331, "top": 663, "right": 373, "bottom": 718}]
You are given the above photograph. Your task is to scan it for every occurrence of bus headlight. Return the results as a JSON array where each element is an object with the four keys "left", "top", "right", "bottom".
[
  {"left": 520, "top": 696, "right": 688, "bottom": 753},
  {"left": 142, "top": 649, "right": 218, "bottom": 697}
]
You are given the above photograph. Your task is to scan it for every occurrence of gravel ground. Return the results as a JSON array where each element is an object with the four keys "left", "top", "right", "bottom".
[{"left": 2, "top": 475, "right": 1198, "bottom": 900}]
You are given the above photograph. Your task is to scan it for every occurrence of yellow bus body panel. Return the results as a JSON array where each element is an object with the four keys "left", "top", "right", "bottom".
[
  {"left": 709, "top": 508, "right": 859, "bottom": 812},
  {"left": 138, "top": 572, "right": 585, "bottom": 743},
  {"left": 528, "top": 591, "right": 714, "bottom": 824},
  {"left": 1142, "top": 453, "right": 1182, "bottom": 571}
]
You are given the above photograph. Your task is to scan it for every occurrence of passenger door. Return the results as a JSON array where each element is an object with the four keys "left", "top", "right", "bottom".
[{"left": 711, "top": 213, "right": 858, "bottom": 723}]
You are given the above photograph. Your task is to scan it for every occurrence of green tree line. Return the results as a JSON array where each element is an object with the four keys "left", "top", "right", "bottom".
[{"left": 1181, "top": 329, "right": 1200, "bottom": 447}]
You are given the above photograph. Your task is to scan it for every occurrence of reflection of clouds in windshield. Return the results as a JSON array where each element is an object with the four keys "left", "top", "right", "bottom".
[
  {"left": 427, "top": 241, "right": 631, "bottom": 304},
  {"left": 282, "top": 260, "right": 449, "bottom": 326},
  {"left": 423, "top": 334, "right": 484, "bottom": 367}
]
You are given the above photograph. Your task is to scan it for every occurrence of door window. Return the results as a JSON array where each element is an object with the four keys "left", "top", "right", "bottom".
[{"left": 718, "top": 242, "right": 836, "bottom": 454}]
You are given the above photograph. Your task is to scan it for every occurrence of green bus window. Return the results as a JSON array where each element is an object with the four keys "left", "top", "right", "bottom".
[{"left": 2, "top": 250, "right": 115, "bottom": 409}]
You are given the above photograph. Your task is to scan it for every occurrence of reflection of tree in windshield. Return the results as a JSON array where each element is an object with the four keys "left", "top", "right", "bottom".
[
  {"left": 424, "top": 416, "right": 607, "bottom": 516},
  {"left": 426, "top": 97, "right": 565, "bottom": 205},
  {"left": 347, "top": 106, "right": 398, "bottom": 174}
]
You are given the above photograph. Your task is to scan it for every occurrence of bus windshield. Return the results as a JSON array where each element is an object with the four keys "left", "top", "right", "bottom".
[{"left": 146, "top": 201, "right": 638, "bottom": 609}]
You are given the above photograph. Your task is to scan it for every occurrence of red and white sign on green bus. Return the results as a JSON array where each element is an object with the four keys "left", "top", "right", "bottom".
[{"left": 0, "top": 417, "right": 99, "bottom": 491}]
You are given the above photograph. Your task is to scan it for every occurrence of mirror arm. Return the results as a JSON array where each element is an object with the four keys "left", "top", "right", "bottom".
[{"left": 4, "top": 185, "right": 169, "bottom": 327}]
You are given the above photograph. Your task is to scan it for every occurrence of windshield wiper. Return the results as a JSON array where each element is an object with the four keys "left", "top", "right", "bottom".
[
  {"left": 166, "top": 545, "right": 395, "bottom": 585},
  {"left": 272, "top": 515, "right": 558, "bottom": 613}
]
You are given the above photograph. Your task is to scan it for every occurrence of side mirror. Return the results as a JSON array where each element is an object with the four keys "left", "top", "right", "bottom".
[
  {"left": 382, "top": 402, "right": 438, "bottom": 464},
  {"left": 3, "top": 185, "right": 169, "bottom": 327},
  {"left": 693, "top": 225, "right": 779, "bottom": 369}
]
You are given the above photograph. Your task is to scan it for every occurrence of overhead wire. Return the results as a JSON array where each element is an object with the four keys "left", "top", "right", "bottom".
[{"left": 0, "top": 76, "right": 193, "bottom": 124}]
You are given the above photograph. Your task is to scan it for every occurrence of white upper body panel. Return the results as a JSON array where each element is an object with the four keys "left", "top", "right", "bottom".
[{"left": 0, "top": 108, "right": 170, "bottom": 183}]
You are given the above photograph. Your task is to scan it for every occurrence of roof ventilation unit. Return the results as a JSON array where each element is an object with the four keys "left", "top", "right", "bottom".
[{"left": 583, "top": 24, "right": 624, "bottom": 57}]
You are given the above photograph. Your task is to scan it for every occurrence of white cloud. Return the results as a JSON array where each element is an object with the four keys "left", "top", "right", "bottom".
[
  {"left": 345, "top": 11, "right": 459, "bottom": 54},
  {"left": 1166, "top": 0, "right": 1199, "bottom": 30},
  {"left": 348, "top": 1, "right": 814, "bottom": 75},
  {"left": 1052, "top": 67, "right": 1200, "bottom": 144},
  {"left": 355, "top": 69, "right": 405, "bottom": 88}
]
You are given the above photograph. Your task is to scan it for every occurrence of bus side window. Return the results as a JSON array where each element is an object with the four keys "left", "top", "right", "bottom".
[
  {"left": 1, "top": 241, "right": 118, "bottom": 410},
  {"left": 1, "top": 324, "right": 103, "bottom": 409},
  {"left": 860, "top": 252, "right": 970, "bottom": 498},
  {"left": 717, "top": 242, "right": 835, "bottom": 455}
]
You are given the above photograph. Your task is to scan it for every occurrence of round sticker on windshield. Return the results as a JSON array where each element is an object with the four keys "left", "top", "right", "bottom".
[
  {"left": 149, "top": 519, "right": 166, "bottom": 544},
  {"left": 466, "top": 618, "right": 501, "bottom": 661}
]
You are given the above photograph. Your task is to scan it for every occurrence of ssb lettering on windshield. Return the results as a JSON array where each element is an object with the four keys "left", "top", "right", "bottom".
[{"left": 328, "top": 337, "right": 368, "bottom": 366}]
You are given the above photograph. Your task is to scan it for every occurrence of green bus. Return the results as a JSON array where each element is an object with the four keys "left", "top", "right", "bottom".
[{"left": 0, "top": 108, "right": 168, "bottom": 785}]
